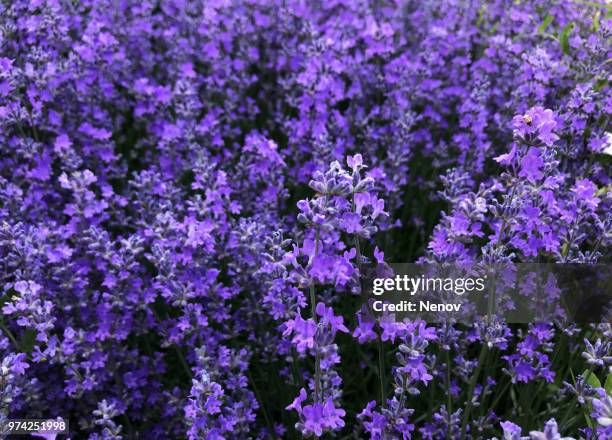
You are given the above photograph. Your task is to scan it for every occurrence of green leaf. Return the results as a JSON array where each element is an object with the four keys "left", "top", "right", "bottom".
[
  {"left": 584, "top": 412, "right": 595, "bottom": 429},
  {"left": 605, "top": 373, "right": 612, "bottom": 395},
  {"left": 593, "top": 11, "right": 600, "bottom": 31},
  {"left": 537, "top": 14, "right": 554, "bottom": 34},
  {"left": 0, "top": 295, "right": 11, "bottom": 311},
  {"left": 573, "top": 0, "right": 612, "bottom": 12},
  {"left": 596, "top": 185, "right": 611, "bottom": 197},
  {"left": 594, "top": 77, "right": 608, "bottom": 92},
  {"left": 19, "top": 328, "right": 37, "bottom": 354},
  {"left": 559, "top": 23, "right": 574, "bottom": 56},
  {"left": 477, "top": 4, "right": 487, "bottom": 26},
  {"left": 583, "top": 369, "right": 602, "bottom": 389}
]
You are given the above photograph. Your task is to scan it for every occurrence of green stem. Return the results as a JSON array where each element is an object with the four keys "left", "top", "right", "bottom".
[
  {"left": 580, "top": 366, "right": 597, "bottom": 428},
  {"left": 559, "top": 397, "right": 577, "bottom": 430},
  {"left": 247, "top": 369, "right": 277, "bottom": 439},
  {"left": 356, "top": 232, "right": 385, "bottom": 403},
  {"left": 310, "top": 227, "right": 322, "bottom": 402},
  {"left": 446, "top": 348, "right": 453, "bottom": 438},
  {"left": 461, "top": 344, "right": 488, "bottom": 436},
  {"left": 174, "top": 345, "right": 193, "bottom": 379},
  {"left": 151, "top": 309, "right": 192, "bottom": 378},
  {"left": 377, "top": 334, "right": 385, "bottom": 404},
  {"left": 351, "top": 192, "right": 385, "bottom": 403},
  {"left": 489, "top": 378, "right": 511, "bottom": 412}
]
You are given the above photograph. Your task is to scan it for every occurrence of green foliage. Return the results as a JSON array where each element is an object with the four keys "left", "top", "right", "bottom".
[
  {"left": 19, "top": 328, "right": 37, "bottom": 354},
  {"left": 537, "top": 14, "right": 554, "bottom": 34},
  {"left": 559, "top": 23, "right": 574, "bottom": 56},
  {"left": 605, "top": 373, "right": 612, "bottom": 395},
  {"left": 583, "top": 369, "right": 601, "bottom": 388}
]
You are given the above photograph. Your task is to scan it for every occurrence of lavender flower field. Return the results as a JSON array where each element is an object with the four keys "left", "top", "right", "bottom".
[{"left": 1, "top": 0, "right": 612, "bottom": 439}]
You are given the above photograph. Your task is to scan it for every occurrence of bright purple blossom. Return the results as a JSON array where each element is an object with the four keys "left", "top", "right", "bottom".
[{"left": 0, "top": 1, "right": 609, "bottom": 438}]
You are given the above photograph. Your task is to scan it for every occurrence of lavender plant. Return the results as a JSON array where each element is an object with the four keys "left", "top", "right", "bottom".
[{"left": 0, "top": 0, "right": 610, "bottom": 439}]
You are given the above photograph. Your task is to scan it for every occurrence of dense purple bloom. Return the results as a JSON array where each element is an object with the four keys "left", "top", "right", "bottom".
[
  {"left": 0, "top": 0, "right": 609, "bottom": 438},
  {"left": 512, "top": 107, "right": 559, "bottom": 146},
  {"left": 287, "top": 388, "right": 346, "bottom": 437},
  {"left": 591, "top": 390, "right": 612, "bottom": 437},
  {"left": 501, "top": 420, "right": 525, "bottom": 440},
  {"left": 582, "top": 338, "right": 612, "bottom": 368},
  {"left": 528, "top": 419, "right": 575, "bottom": 440},
  {"left": 501, "top": 419, "right": 576, "bottom": 440}
]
